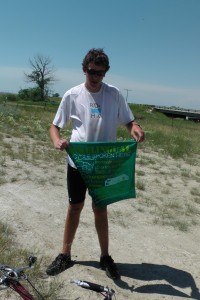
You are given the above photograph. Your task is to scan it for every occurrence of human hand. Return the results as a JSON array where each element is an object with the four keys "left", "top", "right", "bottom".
[
  {"left": 54, "top": 139, "right": 69, "bottom": 150},
  {"left": 131, "top": 124, "right": 145, "bottom": 143}
]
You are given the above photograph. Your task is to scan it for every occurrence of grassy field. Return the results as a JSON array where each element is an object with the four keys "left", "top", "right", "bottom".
[
  {"left": 1, "top": 100, "right": 200, "bottom": 158},
  {"left": 0, "top": 100, "right": 200, "bottom": 299}
]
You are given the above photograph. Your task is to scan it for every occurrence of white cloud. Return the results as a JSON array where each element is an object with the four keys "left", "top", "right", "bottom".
[
  {"left": 55, "top": 68, "right": 85, "bottom": 94},
  {"left": 106, "top": 74, "right": 200, "bottom": 109},
  {"left": 0, "top": 66, "right": 200, "bottom": 110},
  {"left": 0, "top": 66, "right": 31, "bottom": 92}
]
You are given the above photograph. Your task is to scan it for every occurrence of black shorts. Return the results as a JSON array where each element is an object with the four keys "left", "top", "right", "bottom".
[{"left": 67, "top": 164, "right": 87, "bottom": 204}]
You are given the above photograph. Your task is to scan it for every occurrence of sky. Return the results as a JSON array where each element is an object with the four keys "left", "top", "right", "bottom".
[{"left": 0, "top": 0, "right": 200, "bottom": 109}]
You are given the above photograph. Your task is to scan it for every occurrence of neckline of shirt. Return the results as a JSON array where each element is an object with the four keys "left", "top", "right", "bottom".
[{"left": 84, "top": 82, "right": 104, "bottom": 95}]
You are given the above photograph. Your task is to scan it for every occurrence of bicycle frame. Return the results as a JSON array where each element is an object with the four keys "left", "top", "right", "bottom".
[
  {"left": 8, "top": 280, "right": 35, "bottom": 300},
  {"left": 1, "top": 257, "right": 116, "bottom": 299},
  {"left": 0, "top": 256, "right": 43, "bottom": 300}
]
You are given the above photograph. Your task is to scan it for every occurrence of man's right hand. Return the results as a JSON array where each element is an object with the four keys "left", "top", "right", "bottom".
[
  {"left": 50, "top": 124, "right": 69, "bottom": 151},
  {"left": 54, "top": 139, "right": 69, "bottom": 151}
]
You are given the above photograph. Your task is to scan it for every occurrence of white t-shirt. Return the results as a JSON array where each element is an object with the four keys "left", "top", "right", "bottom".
[{"left": 53, "top": 82, "right": 134, "bottom": 167}]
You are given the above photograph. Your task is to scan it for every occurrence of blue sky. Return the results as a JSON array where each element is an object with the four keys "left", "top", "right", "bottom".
[{"left": 0, "top": 0, "right": 200, "bottom": 109}]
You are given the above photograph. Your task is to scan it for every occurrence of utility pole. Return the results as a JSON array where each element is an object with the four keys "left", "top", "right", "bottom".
[{"left": 124, "top": 89, "right": 132, "bottom": 102}]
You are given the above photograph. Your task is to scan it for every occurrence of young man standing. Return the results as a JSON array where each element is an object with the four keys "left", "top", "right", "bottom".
[{"left": 46, "top": 48, "right": 144, "bottom": 279}]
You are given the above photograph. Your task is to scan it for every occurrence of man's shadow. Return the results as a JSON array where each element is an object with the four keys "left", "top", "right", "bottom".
[{"left": 74, "top": 260, "right": 200, "bottom": 299}]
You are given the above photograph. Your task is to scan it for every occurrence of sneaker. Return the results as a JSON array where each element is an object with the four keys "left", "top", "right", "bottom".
[
  {"left": 46, "top": 253, "right": 72, "bottom": 276},
  {"left": 100, "top": 255, "right": 120, "bottom": 280}
]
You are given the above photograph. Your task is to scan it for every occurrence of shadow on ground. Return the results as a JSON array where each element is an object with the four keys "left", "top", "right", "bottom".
[{"left": 75, "top": 260, "right": 200, "bottom": 299}]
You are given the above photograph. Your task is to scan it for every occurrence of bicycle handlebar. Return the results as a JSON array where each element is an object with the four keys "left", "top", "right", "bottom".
[
  {"left": 1, "top": 260, "right": 115, "bottom": 300},
  {"left": 0, "top": 256, "right": 37, "bottom": 286},
  {"left": 71, "top": 279, "right": 115, "bottom": 298}
]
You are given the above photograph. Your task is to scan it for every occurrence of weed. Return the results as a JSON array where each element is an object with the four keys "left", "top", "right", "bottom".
[
  {"left": 0, "top": 221, "right": 63, "bottom": 299},
  {"left": 181, "top": 168, "right": 191, "bottom": 177},
  {"left": 194, "top": 197, "right": 200, "bottom": 204},
  {"left": 136, "top": 179, "right": 145, "bottom": 191},
  {"left": 190, "top": 187, "right": 200, "bottom": 197},
  {"left": 196, "top": 171, "right": 200, "bottom": 177},
  {"left": 136, "top": 170, "right": 145, "bottom": 176},
  {"left": 162, "top": 188, "right": 170, "bottom": 195}
]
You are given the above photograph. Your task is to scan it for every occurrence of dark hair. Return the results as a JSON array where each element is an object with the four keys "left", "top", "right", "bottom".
[{"left": 82, "top": 48, "right": 110, "bottom": 72}]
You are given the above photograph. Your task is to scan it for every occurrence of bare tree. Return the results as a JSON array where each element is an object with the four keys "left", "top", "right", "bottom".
[{"left": 25, "top": 54, "right": 55, "bottom": 101}]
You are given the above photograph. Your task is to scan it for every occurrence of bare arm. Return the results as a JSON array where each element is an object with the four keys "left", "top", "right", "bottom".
[
  {"left": 126, "top": 121, "right": 145, "bottom": 143},
  {"left": 50, "top": 124, "right": 69, "bottom": 150}
]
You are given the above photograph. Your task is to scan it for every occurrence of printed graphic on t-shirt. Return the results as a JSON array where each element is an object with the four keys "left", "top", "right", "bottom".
[{"left": 90, "top": 103, "right": 101, "bottom": 118}]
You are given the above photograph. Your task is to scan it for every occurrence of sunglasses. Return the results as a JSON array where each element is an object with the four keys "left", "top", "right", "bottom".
[{"left": 86, "top": 68, "right": 106, "bottom": 77}]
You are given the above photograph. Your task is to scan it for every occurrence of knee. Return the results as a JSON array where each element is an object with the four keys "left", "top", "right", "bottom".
[{"left": 68, "top": 202, "right": 84, "bottom": 215}]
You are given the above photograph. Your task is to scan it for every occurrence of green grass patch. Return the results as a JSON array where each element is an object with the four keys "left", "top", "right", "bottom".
[{"left": 0, "top": 221, "right": 64, "bottom": 299}]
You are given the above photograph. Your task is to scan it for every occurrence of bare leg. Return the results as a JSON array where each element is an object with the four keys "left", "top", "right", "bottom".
[
  {"left": 92, "top": 203, "right": 109, "bottom": 257},
  {"left": 62, "top": 202, "right": 84, "bottom": 255}
]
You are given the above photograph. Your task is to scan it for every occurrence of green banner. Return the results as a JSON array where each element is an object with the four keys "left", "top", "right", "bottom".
[{"left": 67, "top": 140, "right": 137, "bottom": 207}]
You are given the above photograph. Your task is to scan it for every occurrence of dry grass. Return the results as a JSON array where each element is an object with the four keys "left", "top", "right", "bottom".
[
  {"left": 1, "top": 102, "right": 200, "bottom": 233},
  {"left": 0, "top": 101, "right": 200, "bottom": 298}
]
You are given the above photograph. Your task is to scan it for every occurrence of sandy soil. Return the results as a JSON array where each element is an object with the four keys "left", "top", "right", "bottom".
[{"left": 0, "top": 148, "right": 200, "bottom": 300}]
